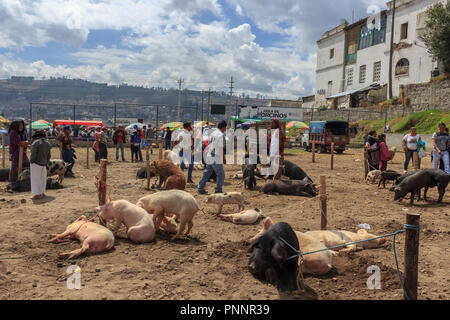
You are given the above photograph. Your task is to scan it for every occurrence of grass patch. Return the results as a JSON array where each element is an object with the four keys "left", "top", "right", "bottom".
[
  {"left": 354, "top": 110, "right": 450, "bottom": 138},
  {"left": 431, "top": 73, "right": 450, "bottom": 82}
]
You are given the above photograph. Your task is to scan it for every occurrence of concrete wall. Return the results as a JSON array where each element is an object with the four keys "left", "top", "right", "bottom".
[{"left": 386, "top": 133, "right": 433, "bottom": 149}]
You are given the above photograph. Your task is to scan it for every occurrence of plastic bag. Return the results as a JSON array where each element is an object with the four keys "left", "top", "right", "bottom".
[{"left": 418, "top": 148, "right": 427, "bottom": 159}]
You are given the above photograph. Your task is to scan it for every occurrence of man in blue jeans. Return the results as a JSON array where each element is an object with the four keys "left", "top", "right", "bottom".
[
  {"left": 58, "top": 126, "right": 75, "bottom": 177},
  {"left": 432, "top": 123, "right": 450, "bottom": 174},
  {"left": 198, "top": 120, "right": 227, "bottom": 194}
]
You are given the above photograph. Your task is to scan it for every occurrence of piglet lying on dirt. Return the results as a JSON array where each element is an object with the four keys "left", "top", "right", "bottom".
[
  {"left": 261, "top": 178, "right": 318, "bottom": 197},
  {"left": 206, "top": 192, "right": 245, "bottom": 214},
  {"left": 248, "top": 218, "right": 334, "bottom": 275},
  {"left": 137, "top": 190, "right": 200, "bottom": 240},
  {"left": 219, "top": 209, "right": 265, "bottom": 225},
  {"left": 305, "top": 229, "right": 386, "bottom": 253},
  {"left": 96, "top": 200, "right": 155, "bottom": 243},
  {"left": 48, "top": 216, "right": 114, "bottom": 259}
]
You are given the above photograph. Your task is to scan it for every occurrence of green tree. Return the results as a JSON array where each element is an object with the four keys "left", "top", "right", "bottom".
[{"left": 421, "top": 2, "right": 450, "bottom": 72}]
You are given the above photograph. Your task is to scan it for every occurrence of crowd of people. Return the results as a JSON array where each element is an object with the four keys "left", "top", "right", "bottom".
[{"left": 364, "top": 123, "right": 450, "bottom": 174}]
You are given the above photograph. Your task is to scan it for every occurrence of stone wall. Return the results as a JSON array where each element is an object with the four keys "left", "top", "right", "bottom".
[{"left": 304, "top": 79, "right": 450, "bottom": 122}]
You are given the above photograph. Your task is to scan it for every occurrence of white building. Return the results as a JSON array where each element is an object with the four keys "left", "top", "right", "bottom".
[{"left": 314, "top": 0, "right": 445, "bottom": 109}]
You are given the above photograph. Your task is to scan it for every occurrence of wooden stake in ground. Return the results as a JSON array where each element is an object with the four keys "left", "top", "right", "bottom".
[
  {"left": 18, "top": 146, "right": 24, "bottom": 177},
  {"left": 404, "top": 213, "right": 420, "bottom": 300},
  {"left": 86, "top": 140, "right": 90, "bottom": 169},
  {"left": 364, "top": 149, "right": 369, "bottom": 180},
  {"left": 146, "top": 146, "right": 150, "bottom": 162},
  {"left": 330, "top": 143, "right": 335, "bottom": 170},
  {"left": 1, "top": 133, "right": 5, "bottom": 168},
  {"left": 320, "top": 175, "right": 327, "bottom": 230},
  {"left": 312, "top": 141, "right": 316, "bottom": 163},
  {"left": 413, "top": 151, "right": 420, "bottom": 170},
  {"left": 147, "top": 159, "right": 151, "bottom": 190},
  {"left": 159, "top": 142, "right": 163, "bottom": 160},
  {"left": 97, "top": 159, "right": 108, "bottom": 226}
]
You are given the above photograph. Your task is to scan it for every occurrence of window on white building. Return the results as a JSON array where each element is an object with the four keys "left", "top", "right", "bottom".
[
  {"left": 347, "top": 68, "right": 354, "bottom": 86},
  {"left": 400, "top": 23, "right": 408, "bottom": 40},
  {"left": 373, "top": 61, "right": 381, "bottom": 82},
  {"left": 359, "top": 65, "right": 366, "bottom": 83},
  {"left": 330, "top": 48, "right": 335, "bottom": 59},
  {"left": 327, "top": 81, "right": 333, "bottom": 97},
  {"left": 416, "top": 12, "right": 427, "bottom": 39},
  {"left": 395, "top": 58, "right": 409, "bottom": 76}
]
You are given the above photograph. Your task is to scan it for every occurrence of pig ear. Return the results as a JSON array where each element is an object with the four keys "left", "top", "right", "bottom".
[
  {"left": 357, "top": 229, "right": 368, "bottom": 235},
  {"left": 263, "top": 218, "right": 273, "bottom": 231},
  {"left": 271, "top": 240, "right": 287, "bottom": 264}
]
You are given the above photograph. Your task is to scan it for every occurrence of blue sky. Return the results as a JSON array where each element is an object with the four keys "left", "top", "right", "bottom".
[{"left": 0, "top": 0, "right": 387, "bottom": 98}]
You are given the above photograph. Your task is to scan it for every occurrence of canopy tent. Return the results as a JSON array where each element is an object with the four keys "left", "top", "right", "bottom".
[
  {"left": 0, "top": 115, "right": 10, "bottom": 124},
  {"left": 53, "top": 120, "right": 103, "bottom": 128},
  {"left": 126, "top": 123, "right": 143, "bottom": 131},
  {"left": 231, "top": 116, "right": 263, "bottom": 123},
  {"left": 194, "top": 121, "right": 215, "bottom": 127}
]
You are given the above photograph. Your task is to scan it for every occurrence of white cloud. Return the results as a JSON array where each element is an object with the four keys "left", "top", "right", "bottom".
[{"left": 0, "top": 0, "right": 382, "bottom": 99}]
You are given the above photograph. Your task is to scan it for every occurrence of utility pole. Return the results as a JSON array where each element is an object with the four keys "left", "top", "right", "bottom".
[
  {"left": 388, "top": 0, "right": 396, "bottom": 99},
  {"left": 229, "top": 76, "right": 234, "bottom": 125},
  {"left": 207, "top": 88, "right": 211, "bottom": 123},
  {"left": 177, "top": 78, "right": 184, "bottom": 122},
  {"left": 201, "top": 91, "right": 204, "bottom": 122}
]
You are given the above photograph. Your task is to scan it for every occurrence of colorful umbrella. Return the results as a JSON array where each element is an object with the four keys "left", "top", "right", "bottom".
[
  {"left": 194, "top": 121, "right": 215, "bottom": 127},
  {"left": 126, "top": 123, "right": 143, "bottom": 131},
  {"left": 286, "top": 121, "right": 308, "bottom": 130},
  {"left": 160, "top": 122, "right": 183, "bottom": 130},
  {"left": 30, "top": 121, "right": 52, "bottom": 130}
]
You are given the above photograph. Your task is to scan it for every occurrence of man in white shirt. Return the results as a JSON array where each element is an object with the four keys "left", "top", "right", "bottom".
[
  {"left": 402, "top": 127, "right": 421, "bottom": 173},
  {"left": 198, "top": 120, "right": 227, "bottom": 194},
  {"left": 174, "top": 123, "right": 195, "bottom": 184}
]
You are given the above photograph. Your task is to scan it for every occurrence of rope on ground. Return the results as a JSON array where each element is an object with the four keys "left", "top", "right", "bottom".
[{"left": 279, "top": 223, "right": 420, "bottom": 300}]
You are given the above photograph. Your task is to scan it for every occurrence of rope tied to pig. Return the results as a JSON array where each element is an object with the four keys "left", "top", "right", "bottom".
[{"left": 279, "top": 223, "right": 420, "bottom": 300}]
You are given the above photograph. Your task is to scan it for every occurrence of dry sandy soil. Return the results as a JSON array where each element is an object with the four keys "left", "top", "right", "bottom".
[{"left": 0, "top": 146, "right": 448, "bottom": 300}]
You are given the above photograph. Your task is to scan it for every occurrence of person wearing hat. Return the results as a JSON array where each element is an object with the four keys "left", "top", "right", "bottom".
[
  {"left": 8, "top": 120, "right": 30, "bottom": 183},
  {"left": 58, "top": 126, "right": 75, "bottom": 177},
  {"left": 30, "top": 130, "right": 51, "bottom": 200},
  {"left": 98, "top": 126, "right": 109, "bottom": 160}
]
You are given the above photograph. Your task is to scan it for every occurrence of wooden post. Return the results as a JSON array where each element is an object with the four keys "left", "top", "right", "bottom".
[
  {"left": 312, "top": 140, "right": 316, "bottom": 163},
  {"left": 146, "top": 160, "right": 151, "bottom": 190},
  {"left": 330, "top": 142, "right": 335, "bottom": 170},
  {"left": 146, "top": 146, "right": 150, "bottom": 162},
  {"left": 404, "top": 213, "right": 420, "bottom": 300},
  {"left": 1, "top": 133, "right": 5, "bottom": 168},
  {"left": 413, "top": 151, "right": 419, "bottom": 170},
  {"left": 364, "top": 149, "right": 369, "bottom": 180},
  {"left": 320, "top": 176, "right": 327, "bottom": 230},
  {"left": 18, "top": 146, "right": 24, "bottom": 177},
  {"left": 86, "top": 140, "right": 90, "bottom": 169},
  {"left": 98, "top": 159, "right": 108, "bottom": 226},
  {"left": 159, "top": 142, "right": 163, "bottom": 160}
]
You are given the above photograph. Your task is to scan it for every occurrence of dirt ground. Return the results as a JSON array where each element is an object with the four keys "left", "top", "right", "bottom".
[{"left": 0, "top": 146, "right": 448, "bottom": 300}]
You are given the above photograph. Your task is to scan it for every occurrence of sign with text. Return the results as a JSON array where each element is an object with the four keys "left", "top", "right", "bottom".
[{"left": 239, "top": 106, "right": 303, "bottom": 121}]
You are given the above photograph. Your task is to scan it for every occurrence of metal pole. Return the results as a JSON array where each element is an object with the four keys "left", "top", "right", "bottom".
[
  {"left": 73, "top": 105, "right": 76, "bottom": 126},
  {"left": 388, "top": 0, "right": 396, "bottom": 99},
  {"left": 29, "top": 103, "right": 32, "bottom": 138},
  {"left": 156, "top": 106, "right": 159, "bottom": 131},
  {"left": 207, "top": 89, "right": 211, "bottom": 123},
  {"left": 201, "top": 91, "right": 204, "bottom": 122},
  {"left": 195, "top": 102, "right": 199, "bottom": 122},
  {"left": 114, "top": 103, "right": 117, "bottom": 128}
]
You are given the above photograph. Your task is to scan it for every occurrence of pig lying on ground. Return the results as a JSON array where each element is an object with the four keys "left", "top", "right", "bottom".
[
  {"left": 19, "top": 159, "right": 68, "bottom": 184},
  {"left": 136, "top": 167, "right": 156, "bottom": 179},
  {"left": 6, "top": 178, "right": 63, "bottom": 193},
  {"left": 394, "top": 169, "right": 449, "bottom": 204},
  {"left": 261, "top": 178, "right": 318, "bottom": 197},
  {"left": 366, "top": 170, "right": 382, "bottom": 184},
  {"left": 137, "top": 190, "right": 200, "bottom": 240},
  {"left": 254, "top": 160, "right": 312, "bottom": 183},
  {"left": 96, "top": 200, "right": 155, "bottom": 243},
  {"left": 305, "top": 230, "right": 386, "bottom": 252},
  {"left": 378, "top": 170, "right": 402, "bottom": 189},
  {"left": 48, "top": 216, "right": 115, "bottom": 259},
  {"left": 248, "top": 218, "right": 334, "bottom": 275},
  {"left": 150, "top": 160, "right": 186, "bottom": 190},
  {"left": 247, "top": 221, "right": 299, "bottom": 292},
  {"left": 206, "top": 192, "right": 245, "bottom": 214},
  {"left": 219, "top": 209, "right": 265, "bottom": 225},
  {"left": 0, "top": 168, "right": 10, "bottom": 182}
]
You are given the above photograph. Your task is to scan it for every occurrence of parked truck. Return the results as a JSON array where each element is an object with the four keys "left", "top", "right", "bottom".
[{"left": 301, "top": 121, "right": 349, "bottom": 154}]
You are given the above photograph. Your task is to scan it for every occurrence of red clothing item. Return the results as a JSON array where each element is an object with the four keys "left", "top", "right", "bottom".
[
  {"left": 117, "top": 132, "right": 124, "bottom": 143},
  {"left": 379, "top": 141, "right": 391, "bottom": 161}
]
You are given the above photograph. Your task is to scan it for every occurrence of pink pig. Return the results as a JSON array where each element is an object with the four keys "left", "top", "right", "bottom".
[{"left": 48, "top": 216, "right": 115, "bottom": 259}]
